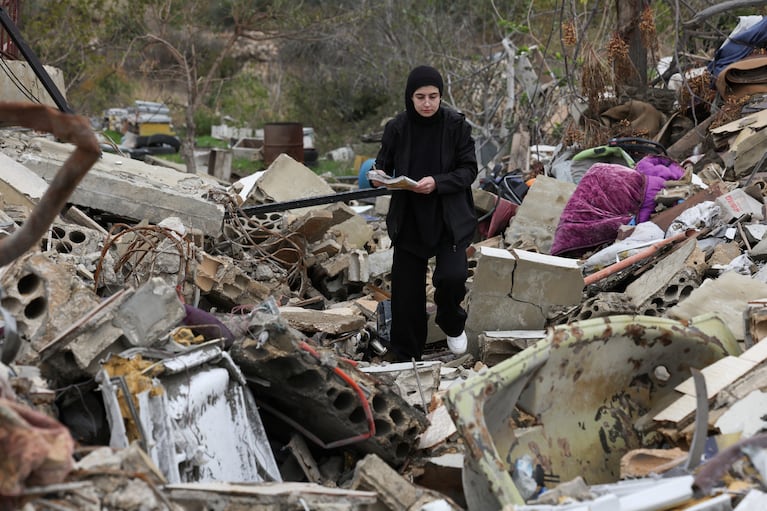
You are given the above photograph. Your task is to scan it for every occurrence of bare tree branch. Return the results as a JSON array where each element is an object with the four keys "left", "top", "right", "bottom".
[{"left": 684, "top": 0, "right": 767, "bottom": 27}]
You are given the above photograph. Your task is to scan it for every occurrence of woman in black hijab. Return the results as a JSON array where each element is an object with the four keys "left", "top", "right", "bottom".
[{"left": 373, "top": 65, "right": 478, "bottom": 361}]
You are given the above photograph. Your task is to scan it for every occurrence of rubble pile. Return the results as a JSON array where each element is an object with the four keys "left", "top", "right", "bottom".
[{"left": 8, "top": 17, "right": 767, "bottom": 511}]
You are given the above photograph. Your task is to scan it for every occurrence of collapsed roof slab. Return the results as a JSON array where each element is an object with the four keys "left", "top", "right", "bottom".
[{"left": 7, "top": 135, "right": 225, "bottom": 234}]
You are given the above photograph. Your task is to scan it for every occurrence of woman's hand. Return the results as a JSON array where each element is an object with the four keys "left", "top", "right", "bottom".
[{"left": 413, "top": 176, "right": 436, "bottom": 194}]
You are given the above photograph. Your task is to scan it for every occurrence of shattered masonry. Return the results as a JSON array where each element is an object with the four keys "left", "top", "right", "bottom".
[{"left": 9, "top": 14, "right": 767, "bottom": 510}]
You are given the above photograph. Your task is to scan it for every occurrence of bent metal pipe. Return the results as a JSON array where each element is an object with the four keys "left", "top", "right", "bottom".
[{"left": 0, "top": 102, "right": 100, "bottom": 267}]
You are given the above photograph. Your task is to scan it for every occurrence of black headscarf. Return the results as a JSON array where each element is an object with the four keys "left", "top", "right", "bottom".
[{"left": 405, "top": 65, "right": 444, "bottom": 121}]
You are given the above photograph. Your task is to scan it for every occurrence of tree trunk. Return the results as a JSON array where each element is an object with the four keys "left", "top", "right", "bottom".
[
  {"left": 616, "top": 0, "right": 647, "bottom": 93},
  {"left": 183, "top": 107, "right": 197, "bottom": 174}
]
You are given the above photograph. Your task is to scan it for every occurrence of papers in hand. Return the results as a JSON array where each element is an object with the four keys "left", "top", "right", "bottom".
[{"left": 367, "top": 169, "right": 418, "bottom": 190}]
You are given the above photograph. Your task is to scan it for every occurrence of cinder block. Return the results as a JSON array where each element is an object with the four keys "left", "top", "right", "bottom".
[
  {"left": 625, "top": 238, "right": 706, "bottom": 314},
  {"left": 112, "top": 278, "right": 186, "bottom": 347}
]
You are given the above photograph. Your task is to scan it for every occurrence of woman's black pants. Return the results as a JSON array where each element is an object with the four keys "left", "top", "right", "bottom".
[{"left": 389, "top": 244, "right": 468, "bottom": 360}]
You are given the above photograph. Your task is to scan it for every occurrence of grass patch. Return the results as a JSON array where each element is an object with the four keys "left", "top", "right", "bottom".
[
  {"left": 196, "top": 135, "right": 229, "bottom": 149},
  {"left": 313, "top": 158, "right": 355, "bottom": 177}
]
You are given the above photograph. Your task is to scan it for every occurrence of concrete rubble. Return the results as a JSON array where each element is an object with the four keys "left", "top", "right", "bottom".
[{"left": 8, "top": 22, "right": 767, "bottom": 511}]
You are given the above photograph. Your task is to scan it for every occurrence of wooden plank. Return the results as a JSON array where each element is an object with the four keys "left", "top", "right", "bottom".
[
  {"left": 674, "top": 356, "right": 755, "bottom": 398},
  {"left": 740, "top": 338, "right": 767, "bottom": 364},
  {"left": 653, "top": 393, "right": 697, "bottom": 423}
]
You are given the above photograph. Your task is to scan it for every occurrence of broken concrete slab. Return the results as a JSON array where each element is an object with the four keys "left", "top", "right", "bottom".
[
  {"left": 0, "top": 152, "right": 47, "bottom": 210},
  {"left": 667, "top": 271, "right": 767, "bottom": 340},
  {"left": 37, "top": 279, "right": 186, "bottom": 381},
  {"left": 0, "top": 61, "right": 66, "bottom": 108},
  {"left": 329, "top": 214, "right": 375, "bottom": 251},
  {"left": 710, "top": 238, "right": 744, "bottom": 267},
  {"left": 194, "top": 251, "right": 272, "bottom": 306},
  {"left": 348, "top": 248, "right": 394, "bottom": 291},
  {"left": 349, "top": 453, "right": 461, "bottom": 510},
  {"left": 6, "top": 134, "right": 225, "bottom": 233},
  {"left": 504, "top": 174, "right": 576, "bottom": 253},
  {"left": 111, "top": 277, "right": 186, "bottom": 347},
  {"left": 417, "top": 404, "right": 457, "bottom": 450},
  {"left": 242, "top": 153, "right": 335, "bottom": 215},
  {"left": 290, "top": 208, "right": 335, "bottom": 243},
  {"left": 465, "top": 246, "right": 583, "bottom": 350},
  {"left": 278, "top": 305, "right": 366, "bottom": 336},
  {"left": 165, "top": 481, "right": 377, "bottom": 510}
]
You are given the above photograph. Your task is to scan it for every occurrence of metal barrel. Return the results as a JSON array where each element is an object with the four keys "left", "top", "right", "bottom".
[{"left": 263, "top": 122, "right": 303, "bottom": 165}]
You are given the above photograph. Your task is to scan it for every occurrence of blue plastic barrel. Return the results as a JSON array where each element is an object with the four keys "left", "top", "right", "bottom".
[{"left": 358, "top": 158, "right": 376, "bottom": 189}]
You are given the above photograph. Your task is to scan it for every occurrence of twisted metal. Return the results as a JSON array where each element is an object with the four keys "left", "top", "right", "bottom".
[
  {"left": 208, "top": 191, "right": 309, "bottom": 297},
  {"left": 93, "top": 224, "right": 194, "bottom": 292}
]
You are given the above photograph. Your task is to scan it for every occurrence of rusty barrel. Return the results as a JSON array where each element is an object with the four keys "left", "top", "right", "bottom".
[{"left": 263, "top": 122, "right": 303, "bottom": 166}]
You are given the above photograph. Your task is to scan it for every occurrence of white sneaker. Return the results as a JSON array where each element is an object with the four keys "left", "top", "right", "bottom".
[{"left": 446, "top": 331, "right": 467, "bottom": 355}]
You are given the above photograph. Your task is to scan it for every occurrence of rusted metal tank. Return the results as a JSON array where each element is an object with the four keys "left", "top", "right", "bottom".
[{"left": 263, "top": 122, "right": 303, "bottom": 166}]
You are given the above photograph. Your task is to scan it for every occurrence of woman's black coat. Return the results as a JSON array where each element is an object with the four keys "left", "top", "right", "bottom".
[{"left": 375, "top": 106, "right": 478, "bottom": 249}]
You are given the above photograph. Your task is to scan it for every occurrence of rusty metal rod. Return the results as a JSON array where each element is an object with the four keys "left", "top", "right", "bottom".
[
  {"left": 583, "top": 229, "right": 698, "bottom": 286},
  {"left": 0, "top": 103, "right": 100, "bottom": 267}
]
